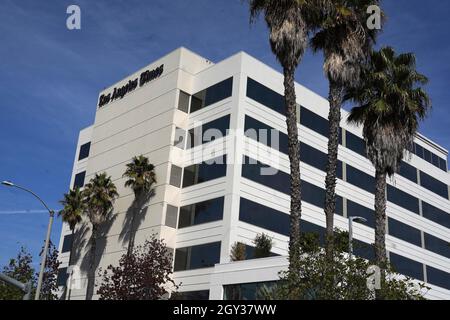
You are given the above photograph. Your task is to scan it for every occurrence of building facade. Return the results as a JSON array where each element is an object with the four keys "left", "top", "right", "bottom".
[{"left": 57, "top": 48, "right": 450, "bottom": 300}]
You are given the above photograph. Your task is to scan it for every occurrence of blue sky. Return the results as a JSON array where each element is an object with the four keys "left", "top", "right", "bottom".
[{"left": 0, "top": 0, "right": 449, "bottom": 269}]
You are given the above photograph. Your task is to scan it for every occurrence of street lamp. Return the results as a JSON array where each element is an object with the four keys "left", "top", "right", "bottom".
[
  {"left": 2, "top": 180, "right": 55, "bottom": 300},
  {"left": 348, "top": 216, "right": 367, "bottom": 260}
]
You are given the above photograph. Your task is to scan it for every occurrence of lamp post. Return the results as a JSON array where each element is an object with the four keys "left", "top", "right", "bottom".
[
  {"left": 2, "top": 180, "right": 55, "bottom": 300},
  {"left": 348, "top": 216, "right": 367, "bottom": 260}
]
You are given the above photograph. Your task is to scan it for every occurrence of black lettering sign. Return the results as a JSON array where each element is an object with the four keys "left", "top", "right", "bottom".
[{"left": 98, "top": 64, "right": 164, "bottom": 108}]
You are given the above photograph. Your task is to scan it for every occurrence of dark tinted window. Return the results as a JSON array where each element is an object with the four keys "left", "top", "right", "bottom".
[
  {"left": 242, "top": 156, "right": 342, "bottom": 212},
  {"left": 244, "top": 116, "right": 343, "bottom": 178},
  {"left": 61, "top": 234, "right": 73, "bottom": 253},
  {"left": 187, "top": 115, "right": 230, "bottom": 149},
  {"left": 244, "top": 245, "right": 279, "bottom": 260},
  {"left": 300, "top": 106, "right": 329, "bottom": 138},
  {"left": 174, "top": 242, "right": 221, "bottom": 271},
  {"left": 424, "top": 233, "right": 450, "bottom": 258},
  {"left": 300, "top": 142, "right": 343, "bottom": 179},
  {"left": 301, "top": 219, "right": 326, "bottom": 246},
  {"left": 78, "top": 142, "right": 91, "bottom": 161},
  {"left": 353, "top": 239, "right": 375, "bottom": 261},
  {"left": 335, "top": 195, "right": 344, "bottom": 216},
  {"left": 190, "top": 78, "right": 233, "bottom": 113},
  {"left": 420, "top": 171, "right": 448, "bottom": 199},
  {"left": 426, "top": 266, "right": 450, "bottom": 290},
  {"left": 239, "top": 197, "right": 289, "bottom": 236},
  {"left": 224, "top": 281, "right": 278, "bottom": 300},
  {"left": 302, "top": 180, "right": 326, "bottom": 209},
  {"left": 413, "top": 143, "right": 447, "bottom": 171},
  {"left": 389, "top": 253, "right": 424, "bottom": 280},
  {"left": 246, "top": 78, "right": 284, "bottom": 115},
  {"left": 56, "top": 268, "right": 68, "bottom": 287},
  {"left": 73, "top": 171, "right": 86, "bottom": 189},
  {"left": 423, "top": 149, "right": 432, "bottom": 162},
  {"left": 182, "top": 155, "right": 227, "bottom": 188},
  {"left": 346, "top": 165, "right": 375, "bottom": 193},
  {"left": 439, "top": 158, "right": 447, "bottom": 171},
  {"left": 347, "top": 201, "right": 375, "bottom": 228},
  {"left": 244, "top": 116, "right": 288, "bottom": 154},
  {"left": 178, "top": 90, "right": 190, "bottom": 113},
  {"left": 178, "top": 197, "right": 224, "bottom": 228},
  {"left": 414, "top": 143, "right": 424, "bottom": 158},
  {"left": 346, "top": 131, "right": 366, "bottom": 157},
  {"left": 170, "top": 165, "right": 183, "bottom": 187},
  {"left": 387, "top": 185, "right": 420, "bottom": 214},
  {"left": 172, "top": 290, "right": 210, "bottom": 300},
  {"left": 422, "top": 202, "right": 450, "bottom": 228},
  {"left": 242, "top": 156, "right": 290, "bottom": 194},
  {"left": 398, "top": 161, "right": 418, "bottom": 183},
  {"left": 388, "top": 218, "right": 422, "bottom": 247}
]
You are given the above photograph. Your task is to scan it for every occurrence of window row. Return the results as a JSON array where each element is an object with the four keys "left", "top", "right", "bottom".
[
  {"left": 173, "top": 241, "right": 221, "bottom": 272},
  {"left": 186, "top": 115, "right": 230, "bottom": 149},
  {"left": 413, "top": 142, "right": 447, "bottom": 172},
  {"left": 223, "top": 281, "right": 278, "bottom": 300},
  {"left": 178, "top": 77, "right": 233, "bottom": 114},
  {"left": 168, "top": 156, "right": 227, "bottom": 189},
  {"left": 178, "top": 197, "right": 224, "bottom": 228},
  {"left": 242, "top": 158, "right": 449, "bottom": 257},
  {"left": 242, "top": 156, "right": 343, "bottom": 214},
  {"left": 245, "top": 78, "right": 448, "bottom": 196},
  {"left": 244, "top": 115, "right": 343, "bottom": 178},
  {"left": 222, "top": 265, "right": 450, "bottom": 298}
]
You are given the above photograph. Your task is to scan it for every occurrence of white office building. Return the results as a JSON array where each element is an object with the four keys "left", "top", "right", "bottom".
[{"left": 57, "top": 48, "right": 450, "bottom": 300}]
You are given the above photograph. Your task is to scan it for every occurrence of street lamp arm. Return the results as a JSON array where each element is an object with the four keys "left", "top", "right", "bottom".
[{"left": 11, "top": 184, "right": 54, "bottom": 214}]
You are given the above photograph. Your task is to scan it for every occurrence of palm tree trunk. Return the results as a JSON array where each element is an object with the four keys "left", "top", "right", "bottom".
[
  {"left": 374, "top": 170, "right": 387, "bottom": 267},
  {"left": 283, "top": 66, "right": 302, "bottom": 271},
  {"left": 324, "top": 81, "right": 343, "bottom": 260},
  {"left": 126, "top": 199, "right": 139, "bottom": 256},
  {"left": 86, "top": 225, "right": 97, "bottom": 300}
]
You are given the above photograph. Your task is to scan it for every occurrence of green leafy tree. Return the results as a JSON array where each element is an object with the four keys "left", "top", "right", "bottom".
[
  {"left": 122, "top": 155, "right": 156, "bottom": 255},
  {"left": 0, "top": 244, "right": 60, "bottom": 300},
  {"left": 253, "top": 233, "right": 273, "bottom": 258},
  {"left": 97, "top": 236, "right": 177, "bottom": 300},
  {"left": 275, "top": 230, "right": 428, "bottom": 300},
  {"left": 247, "top": 0, "right": 321, "bottom": 281},
  {"left": 83, "top": 172, "right": 118, "bottom": 300},
  {"left": 38, "top": 241, "right": 60, "bottom": 300},
  {"left": 311, "top": 0, "right": 383, "bottom": 260},
  {"left": 0, "top": 247, "right": 35, "bottom": 300},
  {"left": 230, "top": 242, "right": 247, "bottom": 261},
  {"left": 345, "top": 47, "right": 431, "bottom": 273}
]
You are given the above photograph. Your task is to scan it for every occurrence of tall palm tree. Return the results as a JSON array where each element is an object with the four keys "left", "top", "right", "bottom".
[
  {"left": 83, "top": 173, "right": 118, "bottom": 300},
  {"left": 122, "top": 155, "right": 157, "bottom": 256},
  {"left": 247, "top": 0, "right": 320, "bottom": 272},
  {"left": 58, "top": 187, "right": 84, "bottom": 299},
  {"left": 311, "top": 0, "right": 382, "bottom": 259},
  {"left": 346, "top": 47, "right": 430, "bottom": 270}
]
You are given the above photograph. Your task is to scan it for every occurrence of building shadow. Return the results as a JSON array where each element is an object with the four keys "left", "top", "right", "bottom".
[
  {"left": 79, "top": 212, "right": 116, "bottom": 300},
  {"left": 119, "top": 190, "right": 155, "bottom": 253}
]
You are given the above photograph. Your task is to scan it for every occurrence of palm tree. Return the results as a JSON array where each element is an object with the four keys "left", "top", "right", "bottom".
[
  {"left": 346, "top": 47, "right": 430, "bottom": 270},
  {"left": 247, "top": 0, "right": 320, "bottom": 272},
  {"left": 58, "top": 187, "right": 84, "bottom": 299},
  {"left": 83, "top": 173, "right": 118, "bottom": 300},
  {"left": 122, "top": 155, "right": 157, "bottom": 255},
  {"left": 311, "top": 0, "right": 382, "bottom": 259}
]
